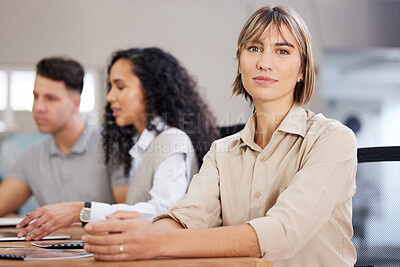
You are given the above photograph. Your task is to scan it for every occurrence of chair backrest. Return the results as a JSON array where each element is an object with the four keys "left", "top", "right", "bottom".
[
  {"left": 219, "top": 124, "right": 245, "bottom": 138},
  {"left": 353, "top": 146, "right": 400, "bottom": 267}
]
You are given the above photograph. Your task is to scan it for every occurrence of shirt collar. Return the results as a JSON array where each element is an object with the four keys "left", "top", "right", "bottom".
[
  {"left": 49, "top": 123, "right": 90, "bottom": 157},
  {"left": 239, "top": 104, "right": 307, "bottom": 150},
  {"left": 129, "top": 116, "right": 168, "bottom": 156},
  {"left": 239, "top": 113, "right": 260, "bottom": 151},
  {"left": 276, "top": 104, "right": 307, "bottom": 137}
]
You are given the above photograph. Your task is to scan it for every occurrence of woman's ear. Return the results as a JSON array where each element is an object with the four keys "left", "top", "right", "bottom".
[{"left": 297, "top": 72, "right": 304, "bottom": 83}]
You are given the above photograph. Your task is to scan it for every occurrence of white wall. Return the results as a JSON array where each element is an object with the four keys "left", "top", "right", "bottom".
[
  {"left": 2, "top": 0, "right": 398, "bottom": 131},
  {"left": 0, "top": 0, "right": 330, "bottom": 131}
]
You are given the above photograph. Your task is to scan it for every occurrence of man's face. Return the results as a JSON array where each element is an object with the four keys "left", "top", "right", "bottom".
[{"left": 32, "top": 75, "right": 80, "bottom": 134}]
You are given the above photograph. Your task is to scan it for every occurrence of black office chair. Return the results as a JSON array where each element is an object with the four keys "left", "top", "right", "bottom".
[
  {"left": 353, "top": 146, "right": 400, "bottom": 267},
  {"left": 219, "top": 123, "right": 245, "bottom": 138}
]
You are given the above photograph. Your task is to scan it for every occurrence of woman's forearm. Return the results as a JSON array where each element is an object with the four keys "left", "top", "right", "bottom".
[
  {"left": 153, "top": 217, "right": 185, "bottom": 229},
  {"left": 158, "top": 223, "right": 261, "bottom": 258}
]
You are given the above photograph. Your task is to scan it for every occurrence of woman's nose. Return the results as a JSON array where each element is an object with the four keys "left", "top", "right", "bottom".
[
  {"left": 106, "top": 87, "right": 116, "bottom": 103},
  {"left": 257, "top": 52, "right": 273, "bottom": 71}
]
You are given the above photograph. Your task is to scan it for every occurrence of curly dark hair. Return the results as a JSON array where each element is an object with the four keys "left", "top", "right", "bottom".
[
  {"left": 36, "top": 57, "right": 84, "bottom": 94},
  {"left": 102, "top": 47, "right": 220, "bottom": 176}
]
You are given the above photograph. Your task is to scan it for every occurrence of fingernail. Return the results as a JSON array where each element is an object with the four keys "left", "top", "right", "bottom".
[
  {"left": 85, "top": 224, "right": 92, "bottom": 231},
  {"left": 17, "top": 233, "right": 22, "bottom": 238},
  {"left": 16, "top": 224, "right": 21, "bottom": 229},
  {"left": 82, "top": 235, "right": 88, "bottom": 242},
  {"left": 84, "top": 244, "right": 90, "bottom": 251}
]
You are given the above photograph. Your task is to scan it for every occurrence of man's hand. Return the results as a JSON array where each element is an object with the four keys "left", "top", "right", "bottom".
[
  {"left": 16, "top": 202, "right": 83, "bottom": 241},
  {"left": 83, "top": 211, "right": 166, "bottom": 261}
]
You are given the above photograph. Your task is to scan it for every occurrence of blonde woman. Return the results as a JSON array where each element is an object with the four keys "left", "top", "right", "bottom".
[{"left": 83, "top": 6, "right": 357, "bottom": 266}]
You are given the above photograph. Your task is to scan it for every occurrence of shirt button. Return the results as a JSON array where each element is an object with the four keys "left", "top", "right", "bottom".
[
  {"left": 254, "top": 192, "right": 261, "bottom": 198},
  {"left": 260, "top": 156, "right": 267, "bottom": 162}
]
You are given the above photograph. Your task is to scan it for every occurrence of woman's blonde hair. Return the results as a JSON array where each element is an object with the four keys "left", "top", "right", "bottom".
[{"left": 232, "top": 5, "right": 315, "bottom": 105}]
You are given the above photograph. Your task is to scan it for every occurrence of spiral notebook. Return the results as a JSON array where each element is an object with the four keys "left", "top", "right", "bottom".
[
  {"left": 0, "top": 249, "right": 92, "bottom": 260},
  {"left": 31, "top": 241, "right": 85, "bottom": 249}
]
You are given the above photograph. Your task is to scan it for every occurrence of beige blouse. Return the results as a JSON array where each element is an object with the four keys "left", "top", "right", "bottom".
[{"left": 155, "top": 104, "right": 357, "bottom": 267}]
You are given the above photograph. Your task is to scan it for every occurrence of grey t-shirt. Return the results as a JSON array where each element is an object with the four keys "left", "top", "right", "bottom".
[{"left": 6, "top": 124, "right": 122, "bottom": 206}]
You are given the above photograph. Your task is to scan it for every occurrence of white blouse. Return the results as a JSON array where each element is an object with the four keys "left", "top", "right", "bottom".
[{"left": 90, "top": 117, "right": 192, "bottom": 222}]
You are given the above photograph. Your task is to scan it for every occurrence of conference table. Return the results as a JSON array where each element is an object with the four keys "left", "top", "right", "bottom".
[{"left": 0, "top": 224, "right": 273, "bottom": 266}]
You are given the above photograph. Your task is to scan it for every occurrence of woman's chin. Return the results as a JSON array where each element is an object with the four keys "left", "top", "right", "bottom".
[{"left": 115, "top": 118, "right": 130, "bottom": 127}]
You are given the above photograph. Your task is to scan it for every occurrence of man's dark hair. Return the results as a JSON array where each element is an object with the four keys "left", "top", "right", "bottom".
[{"left": 36, "top": 57, "right": 85, "bottom": 94}]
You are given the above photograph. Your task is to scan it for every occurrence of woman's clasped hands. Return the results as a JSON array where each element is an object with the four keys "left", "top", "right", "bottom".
[{"left": 82, "top": 211, "right": 167, "bottom": 261}]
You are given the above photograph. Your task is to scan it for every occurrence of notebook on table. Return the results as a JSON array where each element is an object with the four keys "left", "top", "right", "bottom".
[
  {"left": 31, "top": 241, "right": 85, "bottom": 249},
  {"left": 0, "top": 218, "right": 23, "bottom": 227},
  {"left": 0, "top": 231, "right": 70, "bottom": 242},
  {"left": 0, "top": 249, "right": 92, "bottom": 260}
]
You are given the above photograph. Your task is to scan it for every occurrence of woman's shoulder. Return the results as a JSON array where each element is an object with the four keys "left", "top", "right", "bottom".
[
  {"left": 157, "top": 127, "right": 191, "bottom": 141},
  {"left": 208, "top": 132, "right": 242, "bottom": 154},
  {"left": 149, "top": 127, "right": 194, "bottom": 154},
  {"left": 304, "top": 109, "right": 356, "bottom": 146}
]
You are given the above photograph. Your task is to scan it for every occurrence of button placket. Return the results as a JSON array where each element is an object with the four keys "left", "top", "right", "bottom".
[{"left": 251, "top": 155, "right": 263, "bottom": 218}]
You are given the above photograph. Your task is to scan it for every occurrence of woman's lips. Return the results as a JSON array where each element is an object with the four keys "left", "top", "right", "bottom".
[
  {"left": 111, "top": 107, "right": 121, "bottom": 117},
  {"left": 253, "top": 76, "right": 278, "bottom": 85}
]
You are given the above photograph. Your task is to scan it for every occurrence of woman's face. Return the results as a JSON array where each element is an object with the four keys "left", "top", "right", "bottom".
[
  {"left": 106, "top": 59, "right": 147, "bottom": 131},
  {"left": 239, "top": 23, "right": 303, "bottom": 109}
]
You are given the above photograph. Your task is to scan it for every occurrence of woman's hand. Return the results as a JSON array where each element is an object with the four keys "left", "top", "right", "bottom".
[
  {"left": 16, "top": 202, "right": 83, "bottom": 241},
  {"left": 83, "top": 211, "right": 166, "bottom": 261}
]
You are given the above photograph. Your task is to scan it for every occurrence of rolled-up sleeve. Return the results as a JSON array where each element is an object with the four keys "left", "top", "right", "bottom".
[
  {"left": 248, "top": 127, "right": 357, "bottom": 260},
  {"left": 153, "top": 141, "right": 222, "bottom": 229}
]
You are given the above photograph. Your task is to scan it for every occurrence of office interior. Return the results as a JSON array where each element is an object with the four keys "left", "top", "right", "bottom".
[{"left": 0, "top": 0, "right": 399, "bottom": 265}]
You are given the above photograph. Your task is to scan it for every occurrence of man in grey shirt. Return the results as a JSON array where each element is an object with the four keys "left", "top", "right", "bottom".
[{"left": 0, "top": 57, "right": 126, "bottom": 217}]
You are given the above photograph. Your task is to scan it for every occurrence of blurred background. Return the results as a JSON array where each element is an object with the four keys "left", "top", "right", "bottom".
[{"left": 0, "top": 0, "right": 399, "bottom": 265}]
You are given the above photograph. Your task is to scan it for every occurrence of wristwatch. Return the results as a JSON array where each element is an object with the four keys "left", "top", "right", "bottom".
[{"left": 79, "top": 201, "right": 91, "bottom": 227}]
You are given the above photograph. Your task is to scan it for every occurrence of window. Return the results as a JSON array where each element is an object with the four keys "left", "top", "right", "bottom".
[
  {"left": 10, "top": 71, "right": 35, "bottom": 111},
  {"left": 0, "top": 69, "right": 97, "bottom": 112},
  {"left": 0, "top": 71, "right": 7, "bottom": 110},
  {"left": 81, "top": 73, "right": 96, "bottom": 112},
  {"left": 0, "top": 66, "right": 98, "bottom": 131}
]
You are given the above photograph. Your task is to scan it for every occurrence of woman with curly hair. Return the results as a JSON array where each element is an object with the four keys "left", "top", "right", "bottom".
[
  {"left": 16, "top": 47, "right": 219, "bottom": 240},
  {"left": 97, "top": 47, "right": 219, "bottom": 221}
]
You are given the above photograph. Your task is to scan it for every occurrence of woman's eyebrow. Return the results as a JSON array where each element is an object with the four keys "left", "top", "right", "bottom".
[
  {"left": 274, "top": 42, "right": 295, "bottom": 48},
  {"left": 247, "top": 40, "right": 264, "bottom": 46},
  {"left": 111, "top": 78, "right": 123, "bottom": 83}
]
